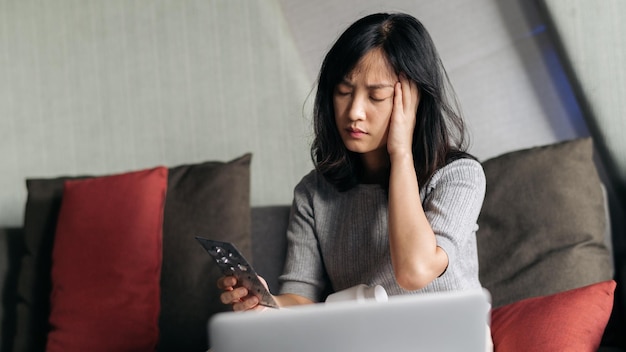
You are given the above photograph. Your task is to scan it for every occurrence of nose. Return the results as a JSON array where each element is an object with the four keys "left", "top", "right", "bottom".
[{"left": 347, "top": 94, "right": 366, "bottom": 121}]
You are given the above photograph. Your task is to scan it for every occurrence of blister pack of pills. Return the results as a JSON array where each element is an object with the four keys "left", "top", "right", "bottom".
[{"left": 196, "top": 236, "right": 279, "bottom": 309}]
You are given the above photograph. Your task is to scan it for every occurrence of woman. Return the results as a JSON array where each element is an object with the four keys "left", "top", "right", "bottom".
[{"left": 219, "top": 12, "right": 485, "bottom": 311}]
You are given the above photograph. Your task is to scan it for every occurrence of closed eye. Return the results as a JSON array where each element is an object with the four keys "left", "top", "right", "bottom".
[
  {"left": 335, "top": 84, "right": 352, "bottom": 96},
  {"left": 370, "top": 95, "right": 391, "bottom": 102}
]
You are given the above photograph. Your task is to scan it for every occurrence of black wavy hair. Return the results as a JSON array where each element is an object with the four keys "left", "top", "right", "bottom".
[{"left": 311, "top": 12, "right": 473, "bottom": 191}]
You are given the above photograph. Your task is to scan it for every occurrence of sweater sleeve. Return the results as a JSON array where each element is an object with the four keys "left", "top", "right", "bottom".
[
  {"left": 278, "top": 172, "right": 330, "bottom": 302},
  {"left": 422, "top": 159, "right": 486, "bottom": 275}
]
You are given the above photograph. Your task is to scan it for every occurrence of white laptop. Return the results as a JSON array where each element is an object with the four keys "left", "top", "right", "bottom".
[{"left": 209, "top": 288, "right": 491, "bottom": 352}]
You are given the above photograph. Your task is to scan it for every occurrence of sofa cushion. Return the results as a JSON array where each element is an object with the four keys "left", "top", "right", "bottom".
[
  {"left": 159, "top": 154, "right": 252, "bottom": 351},
  {"left": 491, "top": 280, "right": 616, "bottom": 351},
  {"left": 14, "top": 154, "right": 252, "bottom": 352},
  {"left": 250, "top": 205, "right": 291, "bottom": 293},
  {"left": 46, "top": 167, "right": 167, "bottom": 352},
  {"left": 477, "top": 137, "right": 614, "bottom": 308},
  {"left": 15, "top": 177, "right": 81, "bottom": 351}
]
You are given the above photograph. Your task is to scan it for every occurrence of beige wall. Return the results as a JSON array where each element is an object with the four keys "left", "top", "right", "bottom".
[
  {"left": 0, "top": 0, "right": 314, "bottom": 226},
  {"left": 0, "top": 0, "right": 590, "bottom": 226},
  {"left": 541, "top": 0, "right": 626, "bottom": 205}
]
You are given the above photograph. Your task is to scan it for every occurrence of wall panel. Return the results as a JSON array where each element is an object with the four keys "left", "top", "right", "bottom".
[{"left": 0, "top": 0, "right": 588, "bottom": 226}]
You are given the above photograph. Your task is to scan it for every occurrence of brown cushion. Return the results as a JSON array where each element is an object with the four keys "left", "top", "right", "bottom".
[
  {"left": 159, "top": 154, "right": 252, "bottom": 351},
  {"left": 14, "top": 154, "right": 252, "bottom": 352},
  {"left": 16, "top": 176, "right": 83, "bottom": 352},
  {"left": 477, "top": 138, "right": 613, "bottom": 308}
]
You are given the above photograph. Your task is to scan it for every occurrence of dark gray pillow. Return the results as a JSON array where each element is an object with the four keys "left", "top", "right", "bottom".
[
  {"left": 15, "top": 176, "right": 83, "bottom": 352},
  {"left": 477, "top": 138, "right": 613, "bottom": 308},
  {"left": 14, "top": 154, "right": 252, "bottom": 352},
  {"left": 159, "top": 154, "right": 252, "bottom": 351}
]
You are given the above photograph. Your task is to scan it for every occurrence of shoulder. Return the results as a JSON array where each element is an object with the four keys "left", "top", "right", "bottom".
[
  {"left": 425, "top": 158, "right": 486, "bottom": 193},
  {"left": 293, "top": 169, "right": 336, "bottom": 199},
  {"left": 295, "top": 169, "right": 323, "bottom": 191}
]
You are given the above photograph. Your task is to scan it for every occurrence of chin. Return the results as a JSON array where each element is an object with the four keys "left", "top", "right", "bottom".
[
  {"left": 342, "top": 138, "right": 385, "bottom": 155},
  {"left": 343, "top": 143, "right": 365, "bottom": 154},
  {"left": 345, "top": 146, "right": 375, "bottom": 155}
]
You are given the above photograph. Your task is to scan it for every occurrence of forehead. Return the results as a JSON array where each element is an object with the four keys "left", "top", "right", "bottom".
[{"left": 344, "top": 48, "right": 397, "bottom": 84}]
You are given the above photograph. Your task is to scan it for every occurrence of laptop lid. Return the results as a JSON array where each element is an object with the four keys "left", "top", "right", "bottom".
[{"left": 209, "top": 288, "right": 491, "bottom": 352}]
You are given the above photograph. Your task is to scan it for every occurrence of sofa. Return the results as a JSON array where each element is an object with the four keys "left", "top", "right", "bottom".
[{"left": 0, "top": 137, "right": 625, "bottom": 351}]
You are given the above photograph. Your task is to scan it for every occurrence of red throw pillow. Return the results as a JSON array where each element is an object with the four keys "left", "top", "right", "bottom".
[
  {"left": 46, "top": 167, "right": 168, "bottom": 352},
  {"left": 491, "top": 280, "right": 616, "bottom": 352}
]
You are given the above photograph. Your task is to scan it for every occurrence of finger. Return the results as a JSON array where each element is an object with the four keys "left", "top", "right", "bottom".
[
  {"left": 411, "top": 79, "right": 419, "bottom": 101},
  {"left": 217, "top": 275, "right": 237, "bottom": 290},
  {"left": 400, "top": 73, "right": 412, "bottom": 110},
  {"left": 233, "top": 295, "right": 259, "bottom": 312},
  {"left": 409, "top": 79, "right": 419, "bottom": 113},
  {"left": 220, "top": 288, "right": 237, "bottom": 305},
  {"left": 393, "top": 80, "right": 403, "bottom": 113},
  {"left": 220, "top": 286, "right": 248, "bottom": 305},
  {"left": 258, "top": 276, "right": 270, "bottom": 290},
  {"left": 401, "top": 73, "right": 419, "bottom": 117},
  {"left": 250, "top": 304, "right": 269, "bottom": 312}
]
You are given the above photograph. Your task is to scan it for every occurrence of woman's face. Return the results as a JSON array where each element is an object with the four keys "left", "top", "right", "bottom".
[{"left": 333, "top": 49, "right": 398, "bottom": 158}]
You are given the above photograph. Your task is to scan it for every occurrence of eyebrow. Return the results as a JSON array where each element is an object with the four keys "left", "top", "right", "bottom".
[{"left": 338, "top": 79, "right": 395, "bottom": 90}]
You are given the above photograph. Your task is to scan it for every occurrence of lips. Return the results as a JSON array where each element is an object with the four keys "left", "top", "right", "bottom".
[
  {"left": 348, "top": 126, "right": 366, "bottom": 133},
  {"left": 347, "top": 126, "right": 367, "bottom": 138}
]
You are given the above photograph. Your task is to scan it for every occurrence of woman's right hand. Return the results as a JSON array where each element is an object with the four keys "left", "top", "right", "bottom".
[
  {"left": 387, "top": 73, "right": 419, "bottom": 159},
  {"left": 217, "top": 275, "right": 270, "bottom": 312}
]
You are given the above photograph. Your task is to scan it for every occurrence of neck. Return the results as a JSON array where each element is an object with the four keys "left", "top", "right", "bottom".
[{"left": 360, "top": 149, "right": 390, "bottom": 184}]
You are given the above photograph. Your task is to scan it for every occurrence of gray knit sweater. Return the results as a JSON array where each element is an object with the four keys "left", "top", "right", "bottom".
[{"left": 278, "top": 158, "right": 486, "bottom": 302}]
